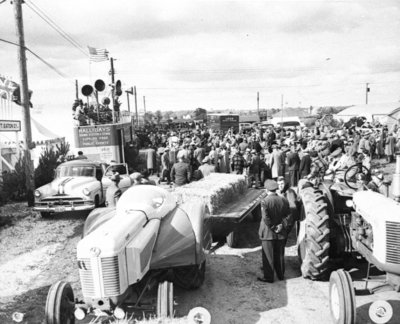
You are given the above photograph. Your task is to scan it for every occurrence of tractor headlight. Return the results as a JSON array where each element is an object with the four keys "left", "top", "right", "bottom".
[
  {"left": 34, "top": 190, "right": 41, "bottom": 198},
  {"left": 82, "top": 188, "right": 90, "bottom": 196},
  {"left": 74, "top": 307, "right": 86, "bottom": 320},
  {"left": 114, "top": 307, "right": 125, "bottom": 320},
  {"left": 345, "top": 200, "right": 353, "bottom": 208}
]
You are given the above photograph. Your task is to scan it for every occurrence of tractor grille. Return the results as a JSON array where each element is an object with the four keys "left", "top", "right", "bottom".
[
  {"left": 78, "top": 258, "right": 95, "bottom": 296},
  {"left": 78, "top": 256, "right": 120, "bottom": 297},
  {"left": 101, "top": 256, "right": 120, "bottom": 296},
  {"left": 386, "top": 221, "right": 400, "bottom": 264}
]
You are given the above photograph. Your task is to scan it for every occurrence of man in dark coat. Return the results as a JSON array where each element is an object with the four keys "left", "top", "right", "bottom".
[
  {"left": 299, "top": 149, "right": 312, "bottom": 180},
  {"left": 258, "top": 179, "right": 291, "bottom": 283},
  {"left": 286, "top": 145, "right": 300, "bottom": 187},
  {"left": 170, "top": 153, "right": 191, "bottom": 186}
]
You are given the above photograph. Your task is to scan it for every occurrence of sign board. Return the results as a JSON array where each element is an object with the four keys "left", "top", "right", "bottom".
[
  {"left": 74, "top": 125, "right": 117, "bottom": 148},
  {"left": 0, "top": 120, "right": 21, "bottom": 132}
]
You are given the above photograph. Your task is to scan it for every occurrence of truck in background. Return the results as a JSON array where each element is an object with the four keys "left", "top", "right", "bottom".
[{"left": 207, "top": 113, "right": 239, "bottom": 132}]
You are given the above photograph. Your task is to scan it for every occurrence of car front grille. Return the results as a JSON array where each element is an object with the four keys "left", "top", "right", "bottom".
[
  {"left": 78, "top": 256, "right": 120, "bottom": 297},
  {"left": 37, "top": 197, "right": 88, "bottom": 206},
  {"left": 386, "top": 221, "right": 400, "bottom": 264}
]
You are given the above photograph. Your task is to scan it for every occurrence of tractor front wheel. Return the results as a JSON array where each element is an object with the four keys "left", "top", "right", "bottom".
[
  {"left": 45, "top": 281, "right": 75, "bottom": 324},
  {"left": 329, "top": 269, "right": 356, "bottom": 324},
  {"left": 174, "top": 261, "right": 206, "bottom": 289},
  {"left": 157, "top": 281, "right": 174, "bottom": 318}
]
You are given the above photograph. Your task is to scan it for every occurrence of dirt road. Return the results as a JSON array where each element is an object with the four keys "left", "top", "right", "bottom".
[{"left": 0, "top": 204, "right": 399, "bottom": 324}]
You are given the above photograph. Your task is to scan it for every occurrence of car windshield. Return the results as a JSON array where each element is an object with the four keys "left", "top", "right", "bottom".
[
  {"left": 55, "top": 165, "right": 96, "bottom": 178},
  {"left": 105, "top": 164, "right": 127, "bottom": 176}
]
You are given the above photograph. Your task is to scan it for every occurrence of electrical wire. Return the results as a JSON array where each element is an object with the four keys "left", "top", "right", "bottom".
[
  {"left": 0, "top": 37, "right": 73, "bottom": 82},
  {"left": 25, "top": 0, "right": 88, "bottom": 58}
]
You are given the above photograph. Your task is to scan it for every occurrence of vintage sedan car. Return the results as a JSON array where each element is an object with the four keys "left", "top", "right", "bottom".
[{"left": 34, "top": 160, "right": 132, "bottom": 217}]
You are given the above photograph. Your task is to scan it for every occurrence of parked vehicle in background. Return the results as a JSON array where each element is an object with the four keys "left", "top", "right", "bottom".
[
  {"left": 207, "top": 113, "right": 239, "bottom": 132},
  {"left": 269, "top": 117, "right": 305, "bottom": 129},
  {"left": 34, "top": 160, "right": 131, "bottom": 217},
  {"left": 239, "top": 122, "right": 253, "bottom": 131}
]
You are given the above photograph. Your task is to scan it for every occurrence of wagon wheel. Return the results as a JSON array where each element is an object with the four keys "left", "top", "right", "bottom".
[
  {"left": 344, "top": 164, "right": 370, "bottom": 190},
  {"left": 329, "top": 269, "right": 356, "bottom": 324},
  {"left": 157, "top": 281, "right": 174, "bottom": 318},
  {"left": 226, "top": 231, "right": 238, "bottom": 248},
  {"left": 45, "top": 281, "right": 75, "bottom": 324}
]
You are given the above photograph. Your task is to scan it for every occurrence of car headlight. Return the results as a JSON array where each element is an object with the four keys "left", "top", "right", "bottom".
[
  {"left": 345, "top": 199, "right": 353, "bottom": 208},
  {"left": 34, "top": 190, "right": 41, "bottom": 198},
  {"left": 82, "top": 188, "right": 90, "bottom": 196}
]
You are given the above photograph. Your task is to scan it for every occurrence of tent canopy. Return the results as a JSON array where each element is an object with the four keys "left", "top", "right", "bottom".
[{"left": 336, "top": 102, "right": 400, "bottom": 119}]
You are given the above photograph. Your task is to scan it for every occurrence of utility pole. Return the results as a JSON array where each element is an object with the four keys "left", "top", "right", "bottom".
[
  {"left": 13, "top": 0, "right": 34, "bottom": 206},
  {"left": 143, "top": 96, "right": 146, "bottom": 115},
  {"left": 125, "top": 87, "right": 132, "bottom": 113},
  {"left": 133, "top": 86, "right": 138, "bottom": 126},
  {"left": 257, "top": 92, "right": 260, "bottom": 118},
  {"left": 366, "top": 83, "right": 370, "bottom": 104},
  {"left": 280, "top": 94, "right": 284, "bottom": 124},
  {"left": 110, "top": 57, "right": 115, "bottom": 122}
]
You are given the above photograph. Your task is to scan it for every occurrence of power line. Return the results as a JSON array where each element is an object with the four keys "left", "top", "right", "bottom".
[
  {"left": 0, "top": 37, "right": 73, "bottom": 81},
  {"left": 25, "top": 0, "right": 88, "bottom": 58}
]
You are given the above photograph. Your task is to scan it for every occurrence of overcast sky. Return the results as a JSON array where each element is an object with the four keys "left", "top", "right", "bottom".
[{"left": 1, "top": 0, "right": 399, "bottom": 135}]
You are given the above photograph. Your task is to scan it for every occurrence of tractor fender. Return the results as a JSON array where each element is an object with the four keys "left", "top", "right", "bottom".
[{"left": 179, "top": 201, "right": 211, "bottom": 264}]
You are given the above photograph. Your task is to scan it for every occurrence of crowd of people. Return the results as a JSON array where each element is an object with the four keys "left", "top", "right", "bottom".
[{"left": 132, "top": 120, "right": 400, "bottom": 192}]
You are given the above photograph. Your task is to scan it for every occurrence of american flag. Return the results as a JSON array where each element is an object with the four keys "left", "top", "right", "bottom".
[{"left": 87, "top": 46, "right": 109, "bottom": 62}]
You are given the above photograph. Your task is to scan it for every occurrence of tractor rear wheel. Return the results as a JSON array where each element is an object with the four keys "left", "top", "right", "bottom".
[
  {"left": 329, "top": 269, "right": 356, "bottom": 324},
  {"left": 299, "top": 187, "right": 330, "bottom": 280},
  {"left": 45, "top": 281, "right": 75, "bottom": 324},
  {"left": 157, "top": 281, "right": 174, "bottom": 318}
]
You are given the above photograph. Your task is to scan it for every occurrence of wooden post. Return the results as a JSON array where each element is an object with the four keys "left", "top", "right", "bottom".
[
  {"left": 13, "top": 0, "right": 34, "bottom": 206},
  {"left": 134, "top": 86, "right": 138, "bottom": 127}
]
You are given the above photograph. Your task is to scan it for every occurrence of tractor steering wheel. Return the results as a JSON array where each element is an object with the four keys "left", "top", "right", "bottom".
[{"left": 344, "top": 163, "right": 370, "bottom": 190}]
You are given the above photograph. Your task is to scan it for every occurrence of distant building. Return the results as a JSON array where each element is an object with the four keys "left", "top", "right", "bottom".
[{"left": 336, "top": 102, "right": 400, "bottom": 128}]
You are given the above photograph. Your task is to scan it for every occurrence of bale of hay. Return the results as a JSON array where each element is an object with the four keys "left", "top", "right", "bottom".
[{"left": 173, "top": 174, "right": 247, "bottom": 214}]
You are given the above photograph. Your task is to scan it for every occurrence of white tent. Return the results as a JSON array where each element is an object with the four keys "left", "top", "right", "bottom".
[{"left": 336, "top": 102, "right": 400, "bottom": 127}]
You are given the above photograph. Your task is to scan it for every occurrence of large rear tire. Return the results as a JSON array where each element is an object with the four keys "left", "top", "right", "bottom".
[
  {"left": 299, "top": 187, "right": 330, "bottom": 280},
  {"left": 45, "top": 281, "right": 75, "bottom": 324},
  {"left": 173, "top": 261, "right": 206, "bottom": 289},
  {"left": 157, "top": 281, "right": 174, "bottom": 318},
  {"left": 329, "top": 269, "right": 356, "bottom": 324}
]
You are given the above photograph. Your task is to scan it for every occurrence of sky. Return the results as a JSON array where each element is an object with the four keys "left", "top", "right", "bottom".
[{"left": 0, "top": 0, "right": 400, "bottom": 142}]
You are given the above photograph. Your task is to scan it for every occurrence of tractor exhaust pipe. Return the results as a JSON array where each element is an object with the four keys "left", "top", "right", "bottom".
[{"left": 393, "top": 153, "right": 400, "bottom": 202}]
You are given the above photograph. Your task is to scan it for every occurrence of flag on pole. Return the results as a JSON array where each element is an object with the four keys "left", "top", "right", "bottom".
[{"left": 87, "top": 46, "right": 109, "bottom": 62}]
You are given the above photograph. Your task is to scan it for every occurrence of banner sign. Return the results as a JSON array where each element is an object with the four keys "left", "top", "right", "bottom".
[
  {"left": 0, "top": 120, "right": 21, "bottom": 131},
  {"left": 74, "top": 125, "right": 117, "bottom": 148}
]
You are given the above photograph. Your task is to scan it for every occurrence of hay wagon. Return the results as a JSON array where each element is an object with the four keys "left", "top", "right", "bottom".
[{"left": 173, "top": 174, "right": 266, "bottom": 248}]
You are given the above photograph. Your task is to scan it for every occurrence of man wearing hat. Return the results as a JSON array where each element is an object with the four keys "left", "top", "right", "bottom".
[
  {"left": 258, "top": 179, "right": 291, "bottom": 283},
  {"left": 198, "top": 156, "right": 216, "bottom": 178},
  {"left": 105, "top": 173, "right": 122, "bottom": 208},
  {"left": 299, "top": 148, "right": 312, "bottom": 180},
  {"left": 171, "top": 153, "right": 191, "bottom": 186},
  {"left": 286, "top": 144, "right": 300, "bottom": 187},
  {"left": 159, "top": 147, "right": 171, "bottom": 184},
  {"left": 367, "top": 169, "right": 387, "bottom": 195}
]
